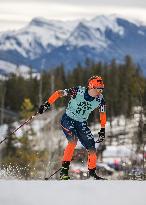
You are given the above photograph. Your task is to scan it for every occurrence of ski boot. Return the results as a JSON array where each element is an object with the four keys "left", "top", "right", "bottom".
[
  {"left": 89, "top": 168, "right": 106, "bottom": 180},
  {"left": 60, "top": 161, "right": 70, "bottom": 180}
]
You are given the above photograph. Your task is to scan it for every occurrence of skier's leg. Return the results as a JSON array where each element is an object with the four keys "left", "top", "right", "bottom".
[
  {"left": 87, "top": 149, "right": 101, "bottom": 179},
  {"left": 63, "top": 140, "right": 77, "bottom": 162},
  {"left": 76, "top": 121, "right": 105, "bottom": 180},
  {"left": 60, "top": 114, "right": 78, "bottom": 179},
  {"left": 60, "top": 140, "right": 77, "bottom": 180},
  {"left": 88, "top": 149, "right": 97, "bottom": 170}
]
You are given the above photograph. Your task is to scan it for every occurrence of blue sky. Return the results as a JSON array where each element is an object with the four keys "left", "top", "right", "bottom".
[{"left": 0, "top": 0, "right": 146, "bottom": 31}]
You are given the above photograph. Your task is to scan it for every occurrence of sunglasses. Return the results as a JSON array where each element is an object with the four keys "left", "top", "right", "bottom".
[{"left": 93, "top": 88, "right": 104, "bottom": 92}]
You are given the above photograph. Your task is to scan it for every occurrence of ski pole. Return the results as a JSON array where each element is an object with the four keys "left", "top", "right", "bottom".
[
  {"left": 44, "top": 167, "right": 62, "bottom": 180},
  {"left": 0, "top": 111, "right": 39, "bottom": 145}
]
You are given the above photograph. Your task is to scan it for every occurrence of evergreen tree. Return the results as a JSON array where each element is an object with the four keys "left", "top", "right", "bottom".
[{"left": 20, "top": 98, "right": 34, "bottom": 119}]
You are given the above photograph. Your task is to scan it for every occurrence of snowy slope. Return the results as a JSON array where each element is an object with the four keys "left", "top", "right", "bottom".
[
  {"left": 64, "top": 22, "right": 108, "bottom": 50},
  {"left": 65, "top": 15, "right": 124, "bottom": 48},
  {"left": 87, "top": 15, "right": 124, "bottom": 34},
  {"left": 0, "top": 180, "right": 146, "bottom": 205},
  {"left": 0, "top": 60, "right": 30, "bottom": 74},
  {"left": 0, "top": 18, "right": 77, "bottom": 59},
  {"left": 0, "top": 108, "right": 65, "bottom": 148},
  {"left": 0, "top": 60, "right": 40, "bottom": 79}
]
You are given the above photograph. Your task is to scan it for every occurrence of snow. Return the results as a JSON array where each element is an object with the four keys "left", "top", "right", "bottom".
[
  {"left": 63, "top": 14, "right": 126, "bottom": 51},
  {"left": 0, "top": 180, "right": 145, "bottom": 205},
  {"left": 64, "top": 22, "right": 108, "bottom": 49},
  {"left": 0, "top": 60, "right": 40, "bottom": 79},
  {"left": 0, "top": 124, "right": 8, "bottom": 139},
  {"left": 103, "top": 145, "right": 136, "bottom": 158},
  {"left": 22, "top": 18, "right": 77, "bottom": 48},
  {"left": 0, "top": 17, "right": 78, "bottom": 65},
  {"left": 0, "top": 108, "right": 65, "bottom": 151},
  {"left": 88, "top": 15, "right": 124, "bottom": 35},
  {"left": 0, "top": 60, "right": 30, "bottom": 74}
]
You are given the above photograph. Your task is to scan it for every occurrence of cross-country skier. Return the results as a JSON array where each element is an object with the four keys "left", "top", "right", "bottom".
[{"left": 39, "top": 76, "right": 106, "bottom": 180}]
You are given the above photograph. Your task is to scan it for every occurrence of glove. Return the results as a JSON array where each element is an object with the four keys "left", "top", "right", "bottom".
[
  {"left": 38, "top": 101, "right": 50, "bottom": 114},
  {"left": 96, "top": 128, "right": 105, "bottom": 143}
]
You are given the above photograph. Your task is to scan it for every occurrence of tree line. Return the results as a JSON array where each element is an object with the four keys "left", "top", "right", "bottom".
[{"left": 0, "top": 55, "right": 146, "bottom": 123}]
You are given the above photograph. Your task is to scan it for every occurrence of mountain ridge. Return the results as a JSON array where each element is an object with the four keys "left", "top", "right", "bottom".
[{"left": 0, "top": 15, "right": 146, "bottom": 75}]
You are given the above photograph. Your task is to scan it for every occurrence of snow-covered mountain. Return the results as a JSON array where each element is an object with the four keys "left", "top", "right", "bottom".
[{"left": 0, "top": 15, "right": 146, "bottom": 75}]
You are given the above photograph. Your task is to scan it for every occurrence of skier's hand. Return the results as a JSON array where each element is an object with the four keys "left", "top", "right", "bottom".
[
  {"left": 96, "top": 128, "right": 105, "bottom": 143},
  {"left": 38, "top": 102, "right": 50, "bottom": 114}
]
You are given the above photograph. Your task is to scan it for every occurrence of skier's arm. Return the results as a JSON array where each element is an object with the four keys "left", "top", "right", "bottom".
[
  {"left": 38, "top": 87, "right": 79, "bottom": 114},
  {"left": 47, "top": 87, "right": 79, "bottom": 104},
  {"left": 96, "top": 97, "right": 106, "bottom": 142},
  {"left": 99, "top": 98, "right": 106, "bottom": 128},
  {"left": 100, "top": 112, "right": 106, "bottom": 128},
  {"left": 47, "top": 90, "right": 65, "bottom": 104},
  {"left": 38, "top": 90, "right": 64, "bottom": 114}
]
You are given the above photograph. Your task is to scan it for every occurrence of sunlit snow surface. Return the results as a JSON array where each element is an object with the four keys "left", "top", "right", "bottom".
[{"left": 0, "top": 180, "right": 146, "bottom": 205}]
